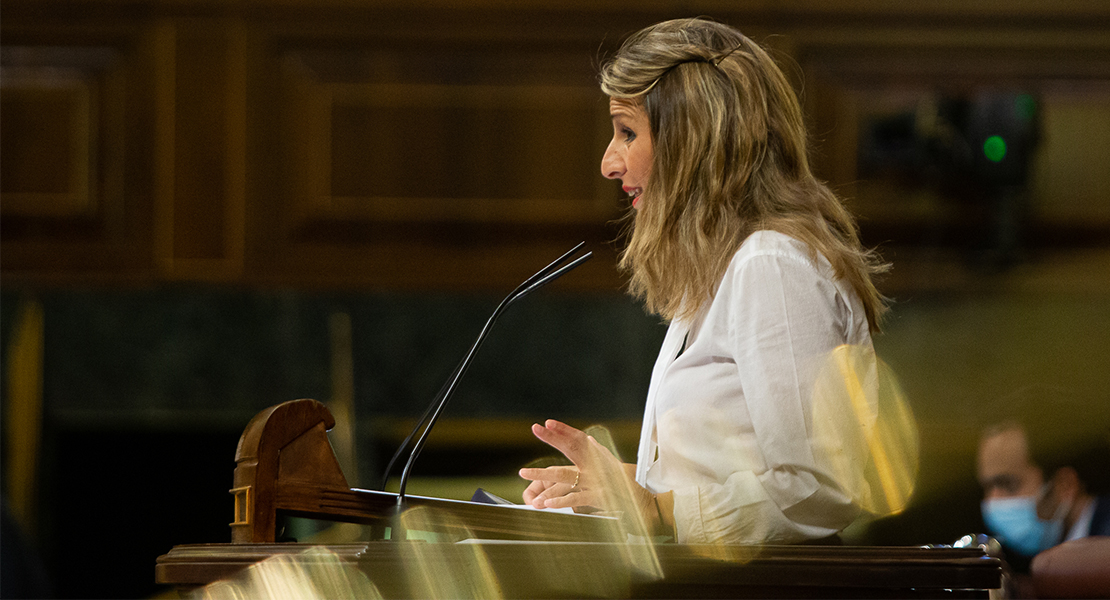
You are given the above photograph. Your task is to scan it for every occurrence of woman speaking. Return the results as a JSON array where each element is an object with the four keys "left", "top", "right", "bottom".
[{"left": 519, "top": 17, "right": 889, "bottom": 545}]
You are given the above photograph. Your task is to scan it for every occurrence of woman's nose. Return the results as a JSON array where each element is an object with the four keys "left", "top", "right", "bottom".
[{"left": 600, "top": 142, "right": 623, "bottom": 180}]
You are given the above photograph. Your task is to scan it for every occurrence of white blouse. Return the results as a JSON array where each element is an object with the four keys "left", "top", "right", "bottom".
[{"left": 634, "top": 230, "right": 874, "bottom": 544}]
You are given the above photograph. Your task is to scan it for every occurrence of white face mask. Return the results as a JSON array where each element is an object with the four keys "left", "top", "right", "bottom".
[{"left": 981, "top": 483, "right": 1071, "bottom": 557}]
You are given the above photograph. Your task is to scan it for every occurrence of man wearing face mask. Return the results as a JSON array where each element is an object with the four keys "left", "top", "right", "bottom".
[{"left": 976, "top": 394, "right": 1110, "bottom": 573}]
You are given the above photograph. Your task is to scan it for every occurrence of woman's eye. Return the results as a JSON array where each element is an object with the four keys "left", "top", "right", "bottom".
[{"left": 622, "top": 128, "right": 637, "bottom": 142}]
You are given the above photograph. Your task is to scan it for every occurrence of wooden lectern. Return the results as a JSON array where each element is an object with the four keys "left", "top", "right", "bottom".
[
  {"left": 225, "top": 398, "right": 620, "bottom": 544},
  {"left": 157, "top": 399, "right": 1002, "bottom": 598}
]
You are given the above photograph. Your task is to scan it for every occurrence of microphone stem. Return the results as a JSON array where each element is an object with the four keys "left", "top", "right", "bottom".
[
  {"left": 396, "top": 300, "right": 506, "bottom": 504},
  {"left": 391, "top": 244, "right": 592, "bottom": 510}
]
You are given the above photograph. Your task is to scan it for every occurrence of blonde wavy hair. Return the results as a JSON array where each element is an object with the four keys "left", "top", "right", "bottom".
[{"left": 600, "top": 18, "right": 889, "bottom": 331}]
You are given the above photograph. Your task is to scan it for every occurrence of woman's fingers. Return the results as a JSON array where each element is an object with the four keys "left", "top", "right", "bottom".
[
  {"left": 522, "top": 420, "right": 629, "bottom": 512},
  {"left": 518, "top": 465, "right": 578, "bottom": 486},
  {"left": 522, "top": 480, "right": 579, "bottom": 509},
  {"left": 541, "top": 489, "right": 590, "bottom": 510},
  {"left": 521, "top": 479, "right": 550, "bottom": 505},
  {"left": 527, "top": 481, "right": 599, "bottom": 512},
  {"left": 519, "top": 466, "right": 580, "bottom": 508},
  {"left": 530, "top": 420, "right": 591, "bottom": 463},
  {"left": 532, "top": 483, "right": 575, "bottom": 508}
]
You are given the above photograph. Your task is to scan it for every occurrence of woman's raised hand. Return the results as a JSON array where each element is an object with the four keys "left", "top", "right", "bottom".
[{"left": 519, "top": 420, "right": 651, "bottom": 517}]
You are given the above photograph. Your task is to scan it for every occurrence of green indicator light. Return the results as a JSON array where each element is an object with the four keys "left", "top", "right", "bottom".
[{"left": 983, "top": 135, "right": 1007, "bottom": 163}]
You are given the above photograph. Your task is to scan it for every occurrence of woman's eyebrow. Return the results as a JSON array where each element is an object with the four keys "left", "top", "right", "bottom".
[{"left": 610, "top": 111, "right": 634, "bottom": 124}]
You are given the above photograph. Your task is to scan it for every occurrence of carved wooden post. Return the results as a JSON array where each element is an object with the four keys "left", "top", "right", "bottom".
[{"left": 230, "top": 399, "right": 349, "bottom": 543}]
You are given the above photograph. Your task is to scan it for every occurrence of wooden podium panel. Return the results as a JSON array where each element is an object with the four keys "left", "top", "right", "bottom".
[{"left": 156, "top": 541, "right": 1002, "bottom": 599}]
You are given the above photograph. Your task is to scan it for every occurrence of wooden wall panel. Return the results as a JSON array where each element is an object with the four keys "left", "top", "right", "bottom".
[
  {"left": 156, "top": 19, "right": 247, "bottom": 280},
  {"left": 0, "top": 66, "right": 93, "bottom": 216},
  {"left": 0, "top": 32, "right": 156, "bottom": 279},
  {"left": 277, "top": 48, "right": 608, "bottom": 224},
  {"left": 247, "top": 27, "right": 625, "bottom": 291}
]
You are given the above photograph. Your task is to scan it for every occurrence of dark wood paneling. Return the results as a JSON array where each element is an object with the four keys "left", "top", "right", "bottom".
[
  {"left": 0, "top": 79, "right": 88, "bottom": 207},
  {"left": 278, "top": 44, "right": 611, "bottom": 224},
  {"left": 0, "top": 31, "right": 157, "bottom": 279},
  {"left": 2, "top": 1, "right": 1108, "bottom": 291},
  {"left": 159, "top": 19, "right": 247, "bottom": 280},
  {"left": 249, "top": 28, "right": 623, "bottom": 291}
]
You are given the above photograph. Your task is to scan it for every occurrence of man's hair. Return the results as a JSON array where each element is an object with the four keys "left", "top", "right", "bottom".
[
  {"left": 599, "top": 17, "right": 889, "bottom": 327},
  {"left": 983, "top": 386, "right": 1110, "bottom": 495}
]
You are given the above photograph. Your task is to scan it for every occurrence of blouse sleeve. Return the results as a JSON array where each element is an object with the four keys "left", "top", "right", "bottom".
[{"left": 671, "top": 249, "right": 865, "bottom": 544}]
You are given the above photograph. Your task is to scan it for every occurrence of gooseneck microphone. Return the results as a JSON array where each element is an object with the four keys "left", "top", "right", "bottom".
[{"left": 384, "top": 243, "right": 593, "bottom": 509}]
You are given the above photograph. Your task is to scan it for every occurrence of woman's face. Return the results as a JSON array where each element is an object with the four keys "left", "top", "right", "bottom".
[{"left": 601, "top": 98, "right": 653, "bottom": 209}]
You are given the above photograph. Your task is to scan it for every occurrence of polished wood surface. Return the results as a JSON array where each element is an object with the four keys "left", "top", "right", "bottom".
[{"left": 157, "top": 541, "right": 1002, "bottom": 598}]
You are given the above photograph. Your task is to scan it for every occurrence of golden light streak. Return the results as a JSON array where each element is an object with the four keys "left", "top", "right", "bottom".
[
  {"left": 5, "top": 299, "right": 45, "bottom": 533},
  {"left": 397, "top": 507, "right": 504, "bottom": 600},
  {"left": 812, "top": 345, "right": 919, "bottom": 516},
  {"left": 193, "top": 547, "right": 381, "bottom": 600}
]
